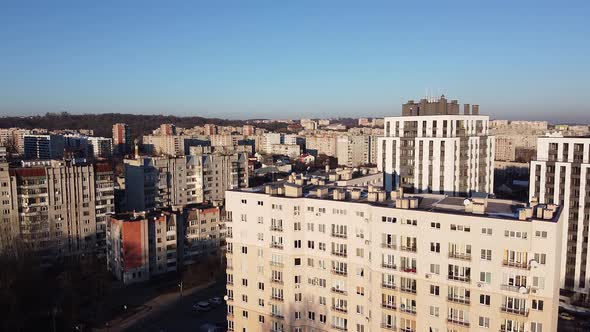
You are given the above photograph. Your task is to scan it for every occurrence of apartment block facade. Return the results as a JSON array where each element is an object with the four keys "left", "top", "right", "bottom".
[
  {"left": 2, "top": 160, "right": 114, "bottom": 258},
  {"left": 181, "top": 204, "right": 225, "bottom": 265},
  {"left": 225, "top": 179, "right": 561, "bottom": 332},
  {"left": 378, "top": 97, "right": 494, "bottom": 196},
  {"left": 529, "top": 135, "right": 590, "bottom": 300},
  {"left": 107, "top": 210, "right": 180, "bottom": 284},
  {"left": 112, "top": 123, "right": 132, "bottom": 155}
]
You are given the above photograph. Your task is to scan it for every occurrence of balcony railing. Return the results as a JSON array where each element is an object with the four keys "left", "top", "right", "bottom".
[
  {"left": 270, "top": 279, "right": 283, "bottom": 285},
  {"left": 381, "top": 283, "right": 396, "bottom": 290},
  {"left": 270, "top": 312, "right": 284, "bottom": 319},
  {"left": 270, "top": 261, "right": 284, "bottom": 267},
  {"left": 270, "top": 243, "right": 283, "bottom": 249},
  {"left": 401, "top": 267, "right": 417, "bottom": 274},
  {"left": 502, "top": 260, "right": 529, "bottom": 270},
  {"left": 448, "top": 252, "right": 472, "bottom": 261},
  {"left": 447, "top": 274, "right": 471, "bottom": 283},
  {"left": 500, "top": 284, "right": 525, "bottom": 293},
  {"left": 381, "top": 324, "right": 396, "bottom": 331},
  {"left": 382, "top": 263, "right": 397, "bottom": 270},
  {"left": 500, "top": 305, "right": 529, "bottom": 317},
  {"left": 381, "top": 243, "right": 396, "bottom": 249},
  {"left": 399, "top": 328, "right": 415, "bottom": 332},
  {"left": 331, "top": 232, "right": 347, "bottom": 239},
  {"left": 447, "top": 318, "right": 470, "bottom": 327},
  {"left": 447, "top": 296, "right": 470, "bottom": 305},
  {"left": 400, "top": 306, "right": 416, "bottom": 314},
  {"left": 331, "top": 325, "right": 348, "bottom": 331},
  {"left": 331, "top": 251, "right": 348, "bottom": 258},
  {"left": 331, "top": 306, "right": 348, "bottom": 313},
  {"left": 400, "top": 287, "right": 416, "bottom": 294},
  {"left": 400, "top": 245, "right": 417, "bottom": 253},
  {"left": 331, "top": 287, "right": 347, "bottom": 295},
  {"left": 269, "top": 226, "right": 283, "bottom": 232},
  {"left": 381, "top": 302, "right": 397, "bottom": 310},
  {"left": 331, "top": 269, "right": 348, "bottom": 276},
  {"left": 270, "top": 296, "right": 284, "bottom": 302}
]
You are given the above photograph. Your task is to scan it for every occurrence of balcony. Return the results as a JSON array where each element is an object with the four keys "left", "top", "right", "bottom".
[
  {"left": 381, "top": 324, "right": 397, "bottom": 331},
  {"left": 400, "top": 306, "right": 416, "bottom": 315},
  {"left": 400, "top": 267, "right": 417, "bottom": 274},
  {"left": 331, "top": 325, "right": 348, "bottom": 331},
  {"left": 331, "top": 251, "right": 348, "bottom": 258},
  {"left": 500, "top": 284, "right": 526, "bottom": 293},
  {"left": 381, "top": 243, "right": 396, "bottom": 250},
  {"left": 400, "top": 246, "right": 417, "bottom": 253},
  {"left": 270, "top": 279, "right": 284, "bottom": 285},
  {"left": 502, "top": 260, "right": 529, "bottom": 270},
  {"left": 447, "top": 274, "right": 471, "bottom": 283},
  {"left": 270, "top": 261, "right": 284, "bottom": 268},
  {"left": 331, "top": 269, "right": 348, "bottom": 276},
  {"left": 331, "top": 287, "right": 347, "bottom": 295},
  {"left": 448, "top": 252, "right": 471, "bottom": 261},
  {"left": 381, "top": 262, "right": 397, "bottom": 270},
  {"left": 500, "top": 305, "right": 529, "bottom": 317},
  {"left": 447, "top": 296, "right": 470, "bottom": 305},
  {"left": 270, "top": 226, "right": 283, "bottom": 232},
  {"left": 381, "top": 302, "right": 397, "bottom": 310},
  {"left": 331, "top": 232, "right": 347, "bottom": 239},
  {"left": 447, "top": 318, "right": 470, "bottom": 327},
  {"left": 331, "top": 306, "right": 348, "bottom": 313},
  {"left": 270, "top": 243, "right": 283, "bottom": 249},
  {"left": 270, "top": 296, "right": 284, "bottom": 302},
  {"left": 270, "top": 312, "right": 284, "bottom": 319},
  {"left": 400, "top": 287, "right": 416, "bottom": 294},
  {"left": 399, "top": 328, "right": 415, "bottom": 332},
  {"left": 381, "top": 283, "right": 396, "bottom": 290}
]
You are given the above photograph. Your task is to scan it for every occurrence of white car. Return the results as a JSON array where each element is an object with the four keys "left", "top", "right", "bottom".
[{"left": 193, "top": 301, "right": 211, "bottom": 312}]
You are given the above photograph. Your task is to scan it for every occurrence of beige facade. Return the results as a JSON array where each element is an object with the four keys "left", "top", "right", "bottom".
[
  {"left": 225, "top": 178, "right": 562, "bottom": 332},
  {"left": 181, "top": 204, "right": 224, "bottom": 265},
  {"left": 336, "top": 135, "right": 374, "bottom": 167},
  {"left": 306, "top": 135, "right": 337, "bottom": 157}
]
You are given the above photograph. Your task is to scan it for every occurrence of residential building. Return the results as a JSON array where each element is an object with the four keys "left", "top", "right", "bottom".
[
  {"left": 271, "top": 144, "right": 301, "bottom": 158},
  {"left": 243, "top": 125, "right": 255, "bottom": 137},
  {"left": 378, "top": 96, "right": 494, "bottom": 195},
  {"left": 23, "top": 134, "right": 65, "bottom": 160},
  {"left": 180, "top": 204, "right": 225, "bottom": 265},
  {"left": 336, "top": 135, "right": 374, "bottom": 167},
  {"left": 306, "top": 135, "right": 337, "bottom": 157},
  {"left": 107, "top": 209, "right": 180, "bottom": 284},
  {"left": 112, "top": 123, "right": 132, "bottom": 155},
  {"left": 0, "top": 162, "right": 18, "bottom": 254},
  {"left": 3, "top": 160, "right": 114, "bottom": 258},
  {"left": 160, "top": 123, "right": 177, "bottom": 136},
  {"left": 88, "top": 136, "right": 113, "bottom": 159},
  {"left": 225, "top": 177, "right": 562, "bottom": 332},
  {"left": 529, "top": 134, "right": 590, "bottom": 301},
  {"left": 0, "top": 146, "right": 7, "bottom": 161}
]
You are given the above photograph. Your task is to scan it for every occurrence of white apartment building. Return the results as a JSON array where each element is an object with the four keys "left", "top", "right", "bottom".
[
  {"left": 88, "top": 136, "right": 113, "bottom": 158},
  {"left": 225, "top": 177, "right": 562, "bottom": 332},
  {"left": 529, "top": 134, "right": 590, "bottom": 301},
  {"left": 378, "top": 97, "right": 494, "bottom": 196}
]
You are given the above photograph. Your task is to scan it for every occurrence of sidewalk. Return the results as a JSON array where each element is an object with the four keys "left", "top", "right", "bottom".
[{"left": 95, "top": 280, "right": 216, "bottom": 332}]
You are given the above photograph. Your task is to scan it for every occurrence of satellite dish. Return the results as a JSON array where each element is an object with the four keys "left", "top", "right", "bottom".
[
  {"left": 518, "top": 287, "right": 529, "bottom": 294},
  {"left": 530, "top": 260, "right": 540, "bottom": 269},
  {"left": 463, "top": 199, "right": 472, "bottom": 206}
]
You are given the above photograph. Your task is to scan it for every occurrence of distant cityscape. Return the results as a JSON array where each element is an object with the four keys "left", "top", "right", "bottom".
[{"left": 2, "top": 96, "right": 590, "bottom": 331}]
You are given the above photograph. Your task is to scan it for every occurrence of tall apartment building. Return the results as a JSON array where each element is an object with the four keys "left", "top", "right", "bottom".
[
  {"left": 88, "top": 136, "right": 113, "bottom": 159},
  {"left": 243, "top": 125, "right": 255, "bottom": 137},
  {"left": 378, "top": 96, "right": 494, "bottom": 196},
  {"left": 0, "top": 146, "right": 7, "bottom": 161},
  {"left": 3, "top": 160, "right": 114, "bottom": 258},
  {"left": 125, "top": 152, "right": 249, "bottom": 210},
  {"left": 23, "top": 134, "right": 65, "bottom": 160},
  {"left": 336, "top": 135, "right": 374, "bottom": 167},
  {"left": 181, "top": 204, "right": 224, "bottom": 265},
  {"left": 107, "top": 209, "right": 180, "bottom": 284},
  {"left": 113, "top": 123, "right": 132, "bottom": 155},
  {"left": 225, "top": 178, "right": 562, "bottom": 332},
  {"left": 306, "top": 135, "right": 337, "bottom": 157},
  {"left": 529, "top": 135, "right": 590, "bottom": 300},
  {"left": 0, "top": 162, "right": 18, "bottom": 254}
]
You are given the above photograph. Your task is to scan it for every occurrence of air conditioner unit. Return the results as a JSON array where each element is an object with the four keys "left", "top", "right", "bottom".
[
  {"left": 425, "top": 273, "right": 431, "bottom": 279},
  {"left": 477, "top": 282, "right": 484, "bottom": 288},
  {"left": 518, "top": 286, "right": 529, "bottom": 294},
  {"left": 316, "top": 213, "right": 321, "bottom": 217},
  {"left": 365, "top": 240, "right": 371, "bottom": 245}
]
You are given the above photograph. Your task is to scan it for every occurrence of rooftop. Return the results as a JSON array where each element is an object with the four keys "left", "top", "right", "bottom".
[{"left": 231, "top": 174, "right": 560, "bottom": 223}]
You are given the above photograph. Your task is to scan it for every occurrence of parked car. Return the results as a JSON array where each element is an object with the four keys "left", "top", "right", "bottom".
[
  {"left": 210, "top": 297, "right": 223, "bottom": 305},
  {"left": 193, "top": 301, "right": 211, "bottom": 312}
]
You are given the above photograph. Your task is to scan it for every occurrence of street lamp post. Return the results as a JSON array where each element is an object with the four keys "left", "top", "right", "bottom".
[{"left": 178, "top": 281, "right": 183, "bottom": 298}]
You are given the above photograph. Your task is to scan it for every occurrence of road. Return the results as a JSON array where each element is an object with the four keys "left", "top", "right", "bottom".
[{"left": 124, "top": 280, "right": 227, "bottom": 332}]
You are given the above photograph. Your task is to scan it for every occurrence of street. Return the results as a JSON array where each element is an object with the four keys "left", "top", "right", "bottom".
[{"left": 124, "top": 280, "right": 227, "bottom": 332}]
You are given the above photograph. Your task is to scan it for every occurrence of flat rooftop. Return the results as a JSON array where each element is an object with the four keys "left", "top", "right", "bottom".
[{"left": 231, "top": 182, "right": 559, "bottom": 223}]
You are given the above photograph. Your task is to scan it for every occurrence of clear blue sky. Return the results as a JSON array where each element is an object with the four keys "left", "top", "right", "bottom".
[{"left": 1, "top": 0, "right": 589, "bottom": 122}]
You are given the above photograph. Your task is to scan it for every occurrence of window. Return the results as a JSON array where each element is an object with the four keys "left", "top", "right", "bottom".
[
  {"left": 257, "top": 200, "right": 263, "bottom": 206},
  {"left": 294, "top": 258, "right": 301, "bottom": 266},
  {"left": 479, "top": 294, "right": 491, "bottom": 306},
  {"left": 535, "top": 231, "right": 548, "bottom": 238},
  {"left": 356, "top": 248, "right": 364, "bottom": 257},
  {"left": 241, "top": 199, "right": 247, "bottom": 204},
  {"left": 242, "top": 295, "right": 248, "bottom": 302},
  {"left": 294, "top": 240, "right": 301, "bottom": 248},
  {"left": 430, "top": 242, "right": 440, "bottom": 253},
  {"left": 258, "top": 315, "right": 264, "bottom": 322},
  {"left": 258, "top": 282, "right": 264, "bottom": 290},
  {"left": 431, "top": 222, "right": 441, "bottom": 229},
  {"left": 257, "top": 216, "right": 263, "bottom": 224},
  {"left": 319, "top": 314, "right": 327, "bottom": 323},
  {"left": 534, "top": 253, "right": 547, "bottom": 264},
  {"left": 241, "top": 246, "right": 248, "bottom": 254},
  {"left": 429, "top": 285, "right": 440, "bottom": 296},
  {"left": 532, "top": 299, "right": 544, "bottom": 311},
  {"left": 242, "top": 279, "right": 248, "bottom": 286},
  {"left": 295, "top": 293, "right": 302, "bottom": 301},
  {"left": 308, "top": 311, "right": 315, "bottom": 320},
  {"left": 429, "top": 305, "right": 439, "bottom": 317},
  {"left": 295, "top": 311, "right": 301, "bottom": 319},
  {"left": 531, "top": 322, "right": 543, "bottom": 332},
  {"left": 430, "top": 264, "right": 440, "bottom": 275},
  {"left": 480, "top": 249, "right": 492, "bottom": 261},
  {"left": 479, "top": 272, "right": 491, "bottom": 284},
  {"left": 481, "top": 227, "right": 492, "bottom": 235},
  {"left": 242, "top": 310, "right": 248, "bottom": 318},
  {"left": 294, "top": 222, "right": 301, "bottom": 231},
  {"left": 478, "top": 316, "right": 490, "bottom": 328},
  {"left": 356, "top": 286, "right": 365, "bottom": 295},
  {"left": 308, "top": 241, "right": 315, "bottom": 249}
]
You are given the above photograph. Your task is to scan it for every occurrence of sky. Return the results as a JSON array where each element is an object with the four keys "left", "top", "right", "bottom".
[{"left": 1, "top": 1, "right": 589, "bottom": 122}]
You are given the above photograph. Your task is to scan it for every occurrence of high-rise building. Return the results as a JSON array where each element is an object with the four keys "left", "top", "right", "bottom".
[
  {"left": 23, "top": 134, "right": 65, "bottom": 160},
  {"left": 204, "top": 124, "right": 218, "bottom": 135},
  {"left": 378, "top": 96, "right": 494, "bottom": 196},
  {"left": 529, "top": 134, "right": 590, "bottom": 301},
  {"left": 180, "top": 204, "right": 225, "bottom": 265},
  {"left": 243, "top": 125, "right": 255, "bottom": 137},
  {"left": 107, "top": 209, "right": 180, "bottom": 284},
  {"left": 225, "top": 176, "right": 562, "bottom": 332},
  {"left": 112, "top": 123, "right": 132, "bottom": 155},
  {"left": 0, "top": 162, "right": 18, "bottom": 254},
  {"left": 160, "top": 123, "right": 177, "bottom": 136},
  {"left": 87, "top": 136, "right": 113, "bottom": 159},
  {"left": 336, "top": 135, "right": 375, "bottom": 167},
  {"left": 3, "top": 160, "right": 114, "bottom": 258}
]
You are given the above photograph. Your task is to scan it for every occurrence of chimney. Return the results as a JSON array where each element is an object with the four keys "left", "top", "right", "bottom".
[
  {"left": 464, "top": 104, "right": 471, "bottom": 115},
  {"left": 472, "top": 104, "right": 479, "bottom": 115}
]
